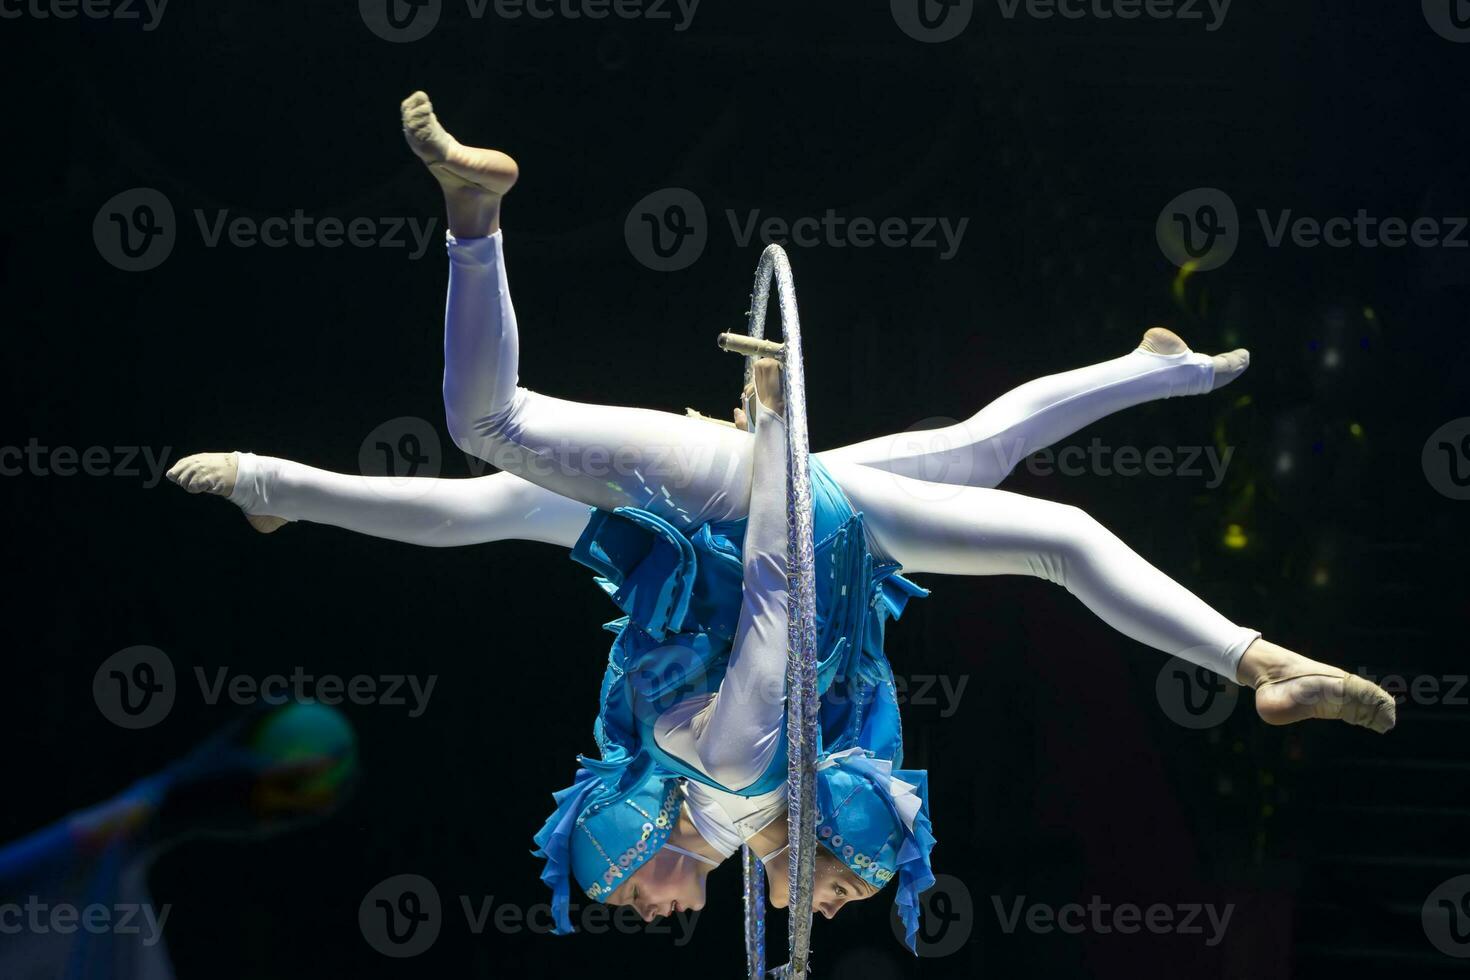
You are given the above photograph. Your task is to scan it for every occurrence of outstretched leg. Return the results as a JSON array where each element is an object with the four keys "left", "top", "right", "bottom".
[
  {"left": 167, "top": 452, "right": 590, "bottom": 549},
  {"left": 824, "top": 458, "right": 1395, "bottom": 733},
  {"left": 398, "top": 92, "right": 1392, "bottom": 733},
  {"left": 168, "top": 321, "right": 1250, "bottom": 548},
  {"left": 821, "top": 328, "right": 1250, "bottom": 489}
]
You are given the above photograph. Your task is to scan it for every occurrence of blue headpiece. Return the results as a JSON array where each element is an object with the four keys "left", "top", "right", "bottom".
[
  {"left": 814, "top": 748, "right": 937, "bottom": 953},
  {"left": 531, "top": 756, "right": 683, "bottom": 934}
]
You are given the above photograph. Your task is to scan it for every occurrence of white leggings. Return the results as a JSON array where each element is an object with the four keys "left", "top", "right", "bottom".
[{"left": 232, "top": 232, "right": 1259, "bottom": 679}]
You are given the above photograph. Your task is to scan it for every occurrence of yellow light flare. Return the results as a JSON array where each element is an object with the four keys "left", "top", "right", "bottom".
[
  {"left": 1223, "top": 523, "right": 1249, "bottom": 550},
  {"left": 1171, "top": 261, "right": 1199, "bottom": 303}
]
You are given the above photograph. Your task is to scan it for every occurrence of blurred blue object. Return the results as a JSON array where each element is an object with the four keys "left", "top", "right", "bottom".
[{"left": 0, "top": 703, "right": 358, "bottom": 979}]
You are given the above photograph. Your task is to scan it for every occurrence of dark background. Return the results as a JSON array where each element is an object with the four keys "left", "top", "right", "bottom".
[{"left": 3, "top": 1, "right": 1468, "bottom": 977}]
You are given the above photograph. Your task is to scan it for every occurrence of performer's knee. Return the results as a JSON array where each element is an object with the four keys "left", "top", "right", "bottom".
[
  {"left": 1030, "top": 502, "right": 1110, "bottom": 587},
  {"left": 447, "top": 414, "right": 482, "bottom": 458},
  {"left": 445, "top": 401, "right": 508, "bottom": 459}
]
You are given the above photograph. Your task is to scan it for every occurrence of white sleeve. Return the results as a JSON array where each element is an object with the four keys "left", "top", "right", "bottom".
[
  {"left": 688, "top": 400, "right": 791, "bottom": 791},
  {"left": 229, "top": 452, "right": 590, "bottom": 549}
]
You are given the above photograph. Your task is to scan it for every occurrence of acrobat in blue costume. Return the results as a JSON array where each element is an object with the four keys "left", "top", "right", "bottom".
[{"left": 534, "top": 454, "right": 937, "bottom": 950}]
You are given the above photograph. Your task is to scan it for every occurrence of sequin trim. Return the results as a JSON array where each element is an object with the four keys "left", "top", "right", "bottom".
[{"left": 581, "top": 783, "right": 682, "bottom": 900}]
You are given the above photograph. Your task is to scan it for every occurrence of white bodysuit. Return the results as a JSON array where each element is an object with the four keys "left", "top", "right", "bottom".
[
  {"left": 232, "top": 232, "right": 1260, "bottom": 689},
  {"left": 227, "top": 233, "right": 1264, "bottom": 850}
]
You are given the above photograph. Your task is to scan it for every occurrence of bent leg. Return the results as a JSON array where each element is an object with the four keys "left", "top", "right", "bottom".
[
  {"left": 824, "top": 459, "right": 1259, "bottom": 679},
  {"left": 442, "top": 232, "right": 755, "bottom": 529},
  {"left": 405, "top": 92, "right": 754, "bottom": 530}
]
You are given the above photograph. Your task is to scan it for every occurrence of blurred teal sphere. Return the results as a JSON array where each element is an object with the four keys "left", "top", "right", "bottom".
[{"left": 251, "top": 702, "right": 358, "bottom": 795}]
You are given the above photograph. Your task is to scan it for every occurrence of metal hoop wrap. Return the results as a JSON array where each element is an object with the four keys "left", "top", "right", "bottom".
[
  {"left": 741, "top": 845, "right": 767, "bottom": 977},
  {"left": 730, "top": 244, "right": 818, "bottom": 978}
]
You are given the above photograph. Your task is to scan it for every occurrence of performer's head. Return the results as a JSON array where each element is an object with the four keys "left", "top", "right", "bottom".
[
  {"left": 794, "top": 750, "right": 937, "bottom": 951},
  {"left": 598, "top": 817, "right": 715, "bottom": 921},
  {"left": 533, "top": 761, "right": 716, "bottom": 933},
  {"left": 770, "top": 847, "right": 881, "bottom": 917}
]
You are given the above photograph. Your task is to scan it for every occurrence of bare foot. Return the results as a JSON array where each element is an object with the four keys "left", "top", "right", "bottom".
[
  {"left": 1139, "top": 326, "right": 1250, "bottom": 391},
  {"left": 1237, "top": 639, "right": 1396, "bottom": 733},
  {"left": 166, "top": 452, "right": 286, "bottom": 534},
  {"left": 401, "top": 90, "right": 518, "bottom": 237}
]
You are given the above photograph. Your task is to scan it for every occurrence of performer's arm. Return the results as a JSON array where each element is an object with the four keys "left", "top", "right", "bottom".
[{"left": 692, "top": 362, "right": 790, "bottom": 790}]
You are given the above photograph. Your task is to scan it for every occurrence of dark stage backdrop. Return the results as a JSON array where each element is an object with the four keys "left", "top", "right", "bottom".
[{"left": 2, "top": 2, "right": 1468, "bottom": 977}]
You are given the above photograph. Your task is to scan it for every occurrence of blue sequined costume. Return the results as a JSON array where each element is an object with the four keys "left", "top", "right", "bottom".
[
  {"left": 573, "top": 458, "right": 928, "bottom": 790},
  {"left": 534, "top": 458, "right": 937, "bottom": 948}
]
